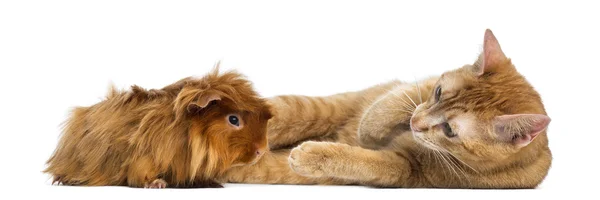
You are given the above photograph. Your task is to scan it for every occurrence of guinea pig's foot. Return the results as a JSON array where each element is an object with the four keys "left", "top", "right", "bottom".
[
  {"left": 144, "top": 179, "right": 167, "bottom": 189},
  {"left": 175, "top": 179, "right": 223, "bottom": 188},
  {"left": 189, "top": 179, "right": 224, "bottom": 188},
  {"left": 288, "top": 141, "right": 342, "bottom": 177},
  {"left": 51, "top": 176, "right": 64, "bottom": 185}
]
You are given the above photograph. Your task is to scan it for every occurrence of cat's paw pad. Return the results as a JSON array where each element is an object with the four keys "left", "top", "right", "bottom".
[
  {"left": 144, "top": 179, "right": 167, "bottom": 189},
  {"left": 288, "top": 141, "right": 339, "bottom": 177}
]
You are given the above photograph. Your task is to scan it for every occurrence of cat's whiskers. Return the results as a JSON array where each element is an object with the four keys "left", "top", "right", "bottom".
[
  {"left": 402, "top": 90, "right": 418, "bottom": 109},
  {"left": 389, "top": 84, "right": 415, "bottom": 108},
  {"left": 454, "top": 161, "right": 471, "bottom": 185},
  {"left": 415, "top": 136, "right": 450, "bottom": 174},
  {"left": 431, "top": 150, "right": 442, "bottom": 172},
  {"left": 441, "top": 152, "right": 468, "bottom": 177},
  {"left": 413, "top": 77, "right": 423, "bottom": 104},
  {"left": 379, "top": 108, "right": 414, "bottom": 114},
  {"left": 435, "top": 150, "right": 461, "bottom": 180},
  {"left": 437, "top": 148, "right": 479, "bottom": 174},
  {"left": 392, "top": 83, "right": 418, "bottom": 109},
  {"left": 373, "top": 102, "right": 413, "bottom": 115},
  {"left": 441, "top": 152, "right": 471, "bottom": 185},
  {"left": 382, "top": 88, "right": 416, "bottom": 113},
  {"left": 415, "top": 145, "right": 424, "bottom": 157},
  {"left": 412, "top": 132, "right": 426, "bottom": 158},
  {"left": 432, "top": 147, "right": 460, "bottom": 180},
  {"left": 412, "top": 115, "right": 474, "bottom": 182},
  {"left": 426, "top": 150, "right": 432, "bottom": 164},
  {"left": 417, "top": 137, "right": 473, "bottom": 182},
  {"left": 384, "top": 99, "right": 415, "bottom": 112},
  {"left": 386, "top": 87, "right": 416, "bottom": 110}
]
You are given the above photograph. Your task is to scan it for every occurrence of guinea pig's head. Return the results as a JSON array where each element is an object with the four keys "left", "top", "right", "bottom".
[{"left": 173, "top": 70, "right": 273, "bottom": 178}]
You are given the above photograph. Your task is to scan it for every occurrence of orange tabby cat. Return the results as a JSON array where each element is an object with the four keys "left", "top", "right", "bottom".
[{"left": 220, "top": 29, "right": 551, "bottom": 188}]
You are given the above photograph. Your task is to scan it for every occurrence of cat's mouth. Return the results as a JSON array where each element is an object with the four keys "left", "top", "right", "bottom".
[
  {"left": 409, "top": 104, "right": 425, "bottom": 132},
  {"left": 412, "top": 132, "right": 442, "bottom": 151}
]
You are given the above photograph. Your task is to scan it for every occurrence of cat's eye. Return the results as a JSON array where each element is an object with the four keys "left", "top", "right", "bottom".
[
  {"left": 434, "top": 86, "right": 442, "bottom": 102},
  {"left": 442, "top": 122, "right": 456, "bottom": 137},
  {"left": 228, "top": 114, "right": 241, "bottom": 127}
]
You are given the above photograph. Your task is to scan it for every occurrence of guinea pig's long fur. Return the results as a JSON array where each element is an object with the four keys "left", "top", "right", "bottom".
[{"left": 45, "top": 68, "right": 272, "bottom": 188}]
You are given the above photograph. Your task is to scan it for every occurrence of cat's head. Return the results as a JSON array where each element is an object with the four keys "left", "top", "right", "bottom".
[{"left": 410, "top": 29, "right": 550, "bottom": 163}]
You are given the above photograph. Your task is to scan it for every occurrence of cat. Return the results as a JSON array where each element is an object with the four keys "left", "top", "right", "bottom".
[{"left": 219, "top": 29, "right": 552, "bottom": 188}]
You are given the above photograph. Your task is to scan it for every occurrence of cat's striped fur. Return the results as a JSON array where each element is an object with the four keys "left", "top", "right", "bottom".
[{"left": 219, "top": 29, "right": 552, "bottom": 188}]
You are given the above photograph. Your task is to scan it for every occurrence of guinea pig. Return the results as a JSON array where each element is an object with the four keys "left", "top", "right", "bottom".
[{"left": 44, "top": 68, "right": 273, "bottom": 188}]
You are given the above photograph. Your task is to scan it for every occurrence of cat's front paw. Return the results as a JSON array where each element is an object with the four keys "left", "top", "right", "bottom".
[
  {"left": 358, "top": 123, "right": 409, "bottom": 149},
  {"left": 288, "top": 141, "right": 344, "bottom": 177},
  {"left": 358, "top": 129, "right": 391, "bottom": 148}
]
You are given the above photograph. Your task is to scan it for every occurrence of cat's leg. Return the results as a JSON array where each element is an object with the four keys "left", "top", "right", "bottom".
[
  {"left": 358, "top": 77, "right": 438, "bottom": 149},
  {"left": 218, "top": 149, "right": 351, "bottom": 185},
  {"left": 267, "top": 81, "right": 405, "bottom": 149},
  {"left": 267, "top": 93, "right": 361, "bottom": 149},
  {"left": 288, "top": 141, "right": 413, "bottom": 187}
]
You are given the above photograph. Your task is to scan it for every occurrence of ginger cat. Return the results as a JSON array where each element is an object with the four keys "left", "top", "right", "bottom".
[{"left": 220, "top": 29, "right": 552, "bottom": 188}]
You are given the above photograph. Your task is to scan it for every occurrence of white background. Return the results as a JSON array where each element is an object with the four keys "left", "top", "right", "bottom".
[{"left": 1, "top": 0, "right": 598, "bottom": 199}]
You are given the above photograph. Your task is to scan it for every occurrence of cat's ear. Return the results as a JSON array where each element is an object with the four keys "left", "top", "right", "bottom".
[
  {"left": 474, "top": 29, "right": 508, "bottom": 76},
  {"left": 493, "top": 114, "right": 551, "bottom": 148}
]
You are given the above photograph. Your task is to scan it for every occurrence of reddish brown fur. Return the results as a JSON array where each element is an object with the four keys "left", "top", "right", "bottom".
[{"left": 45, "top": 68, "right": 272, "bottom": 188}]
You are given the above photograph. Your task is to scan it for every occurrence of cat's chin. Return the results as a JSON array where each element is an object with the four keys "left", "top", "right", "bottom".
[{"left": 412, "top": 131, "right": 439, "bottom": 151}]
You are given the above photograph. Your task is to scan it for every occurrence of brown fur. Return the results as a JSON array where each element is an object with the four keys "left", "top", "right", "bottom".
[
  {"left": 219, "top": 29, "right": 552, "bottom": 188},
  {"left": 45, "top": 68, "right": 273, "bottom": 188}
]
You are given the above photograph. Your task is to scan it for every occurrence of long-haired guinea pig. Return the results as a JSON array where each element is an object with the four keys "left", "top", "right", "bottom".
[{"left": 44, "top": 68, "right": 273, "bottom": 188}]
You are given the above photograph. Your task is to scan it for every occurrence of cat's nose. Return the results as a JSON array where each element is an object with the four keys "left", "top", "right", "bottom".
[{"left": 410, "top": 118, "right": 427, "bottom": 132}]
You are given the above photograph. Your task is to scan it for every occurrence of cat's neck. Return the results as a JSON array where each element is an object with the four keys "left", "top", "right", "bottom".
[{"left": 477, "top": 133, "right": 551, "bottom": 172}]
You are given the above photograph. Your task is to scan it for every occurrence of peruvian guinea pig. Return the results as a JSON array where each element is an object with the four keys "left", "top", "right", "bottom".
[{"left": 44, "top": 68, "right": 273, "bottom": 188}]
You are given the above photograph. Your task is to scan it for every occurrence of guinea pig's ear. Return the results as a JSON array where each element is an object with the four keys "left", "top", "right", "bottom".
[
  {"left": 175, "top": 87, "right": 222, "bottom": 118},
  {"left": 187, "top": 92, "right": 221, "bottom": 113}
]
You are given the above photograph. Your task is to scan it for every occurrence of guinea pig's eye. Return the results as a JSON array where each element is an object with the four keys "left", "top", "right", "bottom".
[{"left": 228, "top": 114, "right": 240, "bottom": 127}]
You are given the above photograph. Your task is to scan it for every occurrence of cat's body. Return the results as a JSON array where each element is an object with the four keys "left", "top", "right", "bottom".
[
  {"left": 219, "top": 29, "right": 552, "bottom": 188},
  {"left": 220, "top": 79, "right": 436, "bottom": 186}
]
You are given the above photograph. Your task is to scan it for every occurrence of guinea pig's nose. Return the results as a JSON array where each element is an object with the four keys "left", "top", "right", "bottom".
[{"left": 255, "top": 146, "right": 267, "bottom": 156}]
